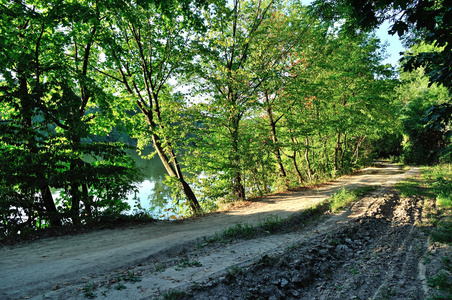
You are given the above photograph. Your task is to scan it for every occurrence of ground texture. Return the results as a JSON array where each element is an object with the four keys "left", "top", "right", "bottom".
[{"left": 1, "top": 163, "right": 450, "bottom": 299}]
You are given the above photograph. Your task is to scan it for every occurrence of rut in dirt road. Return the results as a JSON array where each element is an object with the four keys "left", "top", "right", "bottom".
[{"left": 183, "top": 189, "right": 433, "bottom": 300}]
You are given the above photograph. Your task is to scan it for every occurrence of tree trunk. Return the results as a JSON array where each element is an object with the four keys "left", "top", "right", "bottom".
[
  {"left": 304, "top": 136, "right": 313, "bottom": 181},
  {"left": 334, "top": 130, "right": 341, "bottom": 172},
  {"left": 82, "top": 183, "right": 92, "bottom": 219},
  {"left": 152, "top": 134, "right": 202, "bottom": 214},
  {"left": 290, "top": 151, "right": 304, "bottom": 185},
  {"left": 266, "top": 99, "right": 286, "bottom": 179},
  {"left": 40, "top": 186, "right": 61, "bottom": 227},
  {"left": 340, "top": 133, "right": 347, "bottom": 170}
]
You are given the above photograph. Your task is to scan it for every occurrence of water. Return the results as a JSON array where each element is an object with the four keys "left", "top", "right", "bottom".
[
  {"left": 125, "top": 149, "right": 178, "bottom": 219},
  {"left": 50, "top": 149, "right": 178, "bottom": 220}
]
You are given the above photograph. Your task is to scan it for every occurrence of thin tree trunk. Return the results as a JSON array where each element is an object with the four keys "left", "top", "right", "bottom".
[
  {"left": 151, "top": 134, "right": 201, "bottom": 213},
  {"left": 266, "top": 96, "right": 286, "bottom": 179},
  {"left": 291, "top": 151, "right": 304, "bottom": 185},
  {"left": 340, "top": 133, "right": 347, "bottom": 170},
  {"left": 334, "top": 130, "right": 341, "bottom": 172},
  {"left": 304, "top": 136, "right": 313, "bottom": 181}
]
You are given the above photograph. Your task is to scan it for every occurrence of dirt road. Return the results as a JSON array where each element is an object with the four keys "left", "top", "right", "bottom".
[{"left": 0, "top": 163, "right": 425, "bottom": 299}]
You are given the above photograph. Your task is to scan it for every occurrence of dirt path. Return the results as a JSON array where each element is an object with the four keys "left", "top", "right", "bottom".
[{"left": 0, "top": 163, "right": 423, "bottom": 299}]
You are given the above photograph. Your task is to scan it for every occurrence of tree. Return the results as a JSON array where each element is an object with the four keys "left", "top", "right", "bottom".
[
  {"left": 0, "top": 0, "right": 139, "bottom": 233},
  {"left": 395, "top": 43, "right": 450, "bottom": 164},
  {"left": 314, "top": 0, "right": 451, "bottom": 94},
  {"left": 98, "top": 0, "right": 209, "bottom": 214},
  {"left": 190, "top": 0, "right": 309, "bottom": 201}
]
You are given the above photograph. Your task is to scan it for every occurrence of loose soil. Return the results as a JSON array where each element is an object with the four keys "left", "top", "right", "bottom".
[{"left": 1, "top": 163, "right": 450, "bottom": 299}]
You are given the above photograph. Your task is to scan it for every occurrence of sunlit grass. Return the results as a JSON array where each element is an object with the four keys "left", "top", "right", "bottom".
[
  {"left": 397, "top": 164, "right": 452, "bottom": 246},
  {"left": 329, "top": 186, "right": 378, "bottom": 213},
  {"left": 422, "top": 164, "right": 452, "bottom": 209}
]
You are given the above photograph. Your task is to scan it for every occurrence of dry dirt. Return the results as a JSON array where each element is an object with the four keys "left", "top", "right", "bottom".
[{"left": 0, "top": 163, "right": 449, "bottom": 299}]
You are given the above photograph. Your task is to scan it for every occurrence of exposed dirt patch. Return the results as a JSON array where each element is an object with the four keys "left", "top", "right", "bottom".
[{"left": 1, "top": 163, "right": 449, "bottom": 300}]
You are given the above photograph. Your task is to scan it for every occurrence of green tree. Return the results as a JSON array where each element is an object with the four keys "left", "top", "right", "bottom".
[
  {"left": 0, "top": 0, "right": 139, "bottom": 233},
  {"left": 98, "top": 0, "right": 211, "bottom": 214},
  {"left": 396, "top": 43, "right": 450, "bottom": 164},
  {"left": 190, "top": 0, "right": 307, "bottom": 201}
]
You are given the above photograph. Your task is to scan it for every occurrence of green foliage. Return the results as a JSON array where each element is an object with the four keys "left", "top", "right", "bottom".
[
  {"left": 431, "top": 221, "right": 452, "bottom": 245},
  {"left": 329, "top": 186, "right": 378, "bottom": 212},
  {"left": 176, "top": 259, "right": 202, "bottom": 270},
  {"left": 329, "top": 187, "right": 358, "bottom": 212},
  {"left": 395, "top": 61, "right": 450, "bottom": 165}
]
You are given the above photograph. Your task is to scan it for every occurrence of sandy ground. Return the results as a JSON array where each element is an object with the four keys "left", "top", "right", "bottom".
[{"left": 0, "top": 163, "right": 422, "bottom": 299}]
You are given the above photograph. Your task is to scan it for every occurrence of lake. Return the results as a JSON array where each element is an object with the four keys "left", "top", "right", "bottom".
[{"left": 125, "top": 149, "right": 179, "bottom": 219}]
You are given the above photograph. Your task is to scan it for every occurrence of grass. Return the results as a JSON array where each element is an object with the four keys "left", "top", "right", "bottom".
[
  {"left": 82, "top": 282, "right": 97, "bottom": 299},
  {"left": 176, "top": 258, "right": 202, "bottom": 271},
  {"left": 198, "top": 186, "right": 377, "bottom": 247},
  {"left": 395, "top": 164, "right": 452, "bottom": 299},
  {"left": 329, "top": 186, "right": 378, "bottom": 213},
  {"left": 161, "top": 290, "right": 187, "bottom": 300}
]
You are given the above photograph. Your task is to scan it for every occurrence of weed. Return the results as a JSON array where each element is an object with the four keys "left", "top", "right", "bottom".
[
  {"left": 259, "top": 214, "right": 283, "bottom": 233},
  {"left": 381, "top": 285, "right": 397, "bottom": 299},
  {"left": 349, "top": 264, "right": 359, "bottom": 275},
  {"left": 82, "top": 282, "right": 97, "bottom": 299},
  {"left": 221, "top": 222, "right": 257, "bottom": 239},
  {"left": 227, "top": 265, "right": 243, "bottom": 280},
  {"left": 162, "top": 290, "right": 187, "bottom": 299},
  {"left": 190, "top": 281, "right": 205, "bottom": 290},
  {"left": 329, "top": 187, "right": 357, "bottom": 212},
  {"left": 176, "top": 259, "right": 202, "bottom": 270},
  {"left": 115, "top": 283, "right": 126, "bottom": 291},
  {"left": 395, "top": 178, "right": 422, "bottom": 197},
  {"left": 442, "top": 256, "right": 452, "bottom": 271},
  {"left": 256, "top": 254, "right": 275, "bottom": 266},
  {"left": 428, "top": 273, "right": 451, "bottom": 292},
  {"left": 286, "top": 243, "right": 298, "bottom": 250},
  {"left": 154, "top": 263, "right": 165, "bottom": 272},
  {"left": 431, "top": 220, "right": 452, "bottom": 245},
  {"left": 123, "top": 271, "right": 141, "bottom": 283}
]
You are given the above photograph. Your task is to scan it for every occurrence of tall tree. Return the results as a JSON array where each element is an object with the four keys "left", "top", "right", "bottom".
[
  {"left": 98, "top": 0, "right": 210, "bottom": 213},
  {"left": 191, "top": 0, "right": 308, "bottom": 201}
]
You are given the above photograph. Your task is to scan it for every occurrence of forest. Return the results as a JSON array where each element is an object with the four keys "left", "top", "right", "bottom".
[{"left": 1, "top": 0, "right": 451, "bottom": 237}]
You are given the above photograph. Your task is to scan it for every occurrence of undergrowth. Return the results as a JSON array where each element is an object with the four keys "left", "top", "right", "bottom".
[{"left": 329, "top": 186, "right": 378, "bottom": 213}]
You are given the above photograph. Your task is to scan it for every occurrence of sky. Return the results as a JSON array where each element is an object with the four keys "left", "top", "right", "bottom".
[
  {"left": 298, "top": 0, "right": 406, "bottom": 68},
  {"left": 375, "top": 20, "right": 406, "bottom": 67}
]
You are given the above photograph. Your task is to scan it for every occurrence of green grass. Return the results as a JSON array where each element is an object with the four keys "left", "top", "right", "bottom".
[
  {"left": 329, "top": 186, "right": 378, "bottom": 213},
  {"left": 329, "top": 187, "right": 357, "bottom": 212},
  {"left": 431, "top": 220, "right": 452, "bottom": 245},
  {"left": 199, "top": 186, "right": 377, "bottom": 246},
  {"left": 421, "top": 164, "right": 452, "bottom": 209},
  {"left": 395, "top": 177, "right": 423, "bottom": 197}
]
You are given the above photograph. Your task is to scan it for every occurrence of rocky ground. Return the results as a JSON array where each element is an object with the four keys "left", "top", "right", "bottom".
[
  {"left": 1, "top": 163, "right": 451, "bottom": 299},
  {"left": 181, "top": 189, "right": 451, "bottom": 300}
]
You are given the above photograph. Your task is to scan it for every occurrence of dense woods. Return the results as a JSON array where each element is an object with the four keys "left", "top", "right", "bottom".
[{"left": 1, "top": 0, "right": 450, "bottom": 237}]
